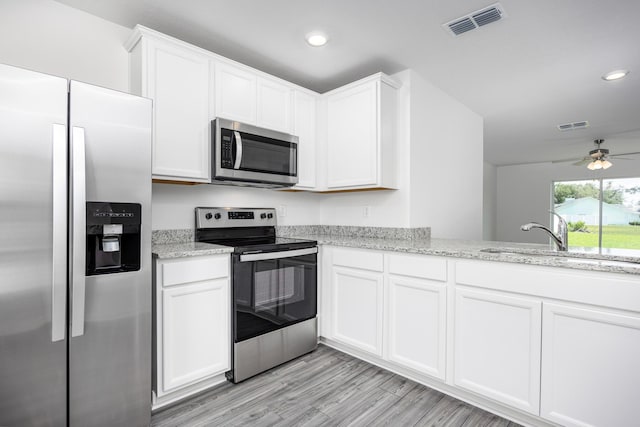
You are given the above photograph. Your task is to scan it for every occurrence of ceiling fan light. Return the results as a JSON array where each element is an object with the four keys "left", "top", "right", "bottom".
[
  {"left": 587, "top": 160, "right": 602, "bottom": 170},
  {"left": 601, "top": 159, "right": 613, "bottom": 169}
]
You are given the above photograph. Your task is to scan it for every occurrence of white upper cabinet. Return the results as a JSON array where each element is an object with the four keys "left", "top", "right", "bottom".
[
  {"left": 257, "top": 77, "right": 293, "bottom": 133},
  {"left": 214, "top": 62, "right": 293, "bottom": 134},
  {"left": 126, "top": 27, "right": 399, "bottom": 191},
  {"left": 214, "top": 61, "right": 257, "bottom": 125},
  {"left": 292, "top": 90, "right": 317, "bottom": 189},
  {"left": 325, "top": 73, "right": 399, "bottom": 190},
  {"left": 125, "top": 26, "right": 213, "bottom": 183}
]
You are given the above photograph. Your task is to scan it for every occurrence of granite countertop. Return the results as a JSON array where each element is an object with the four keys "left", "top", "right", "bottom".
[
  {"left": 153, "top": 241, "right": 233, "bottom": 259},
  {"left": 150, "top": 227, "right": 640, "bottom": 274},
  {"left": 286, "top": 233, "right": 640, "bottom": 275}
]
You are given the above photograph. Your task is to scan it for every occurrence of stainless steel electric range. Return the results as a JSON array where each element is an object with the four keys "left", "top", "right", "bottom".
[{"left": 195, "top": 207, "right": 318, "bottom": 383}]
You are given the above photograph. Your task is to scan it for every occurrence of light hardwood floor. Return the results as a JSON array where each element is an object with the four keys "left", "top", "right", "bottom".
[{"left": 152, "top": 344, "right": 521, "bottom": 427}]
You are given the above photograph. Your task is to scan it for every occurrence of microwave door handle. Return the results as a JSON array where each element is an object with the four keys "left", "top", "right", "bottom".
[{"left": 234, "top": 131, "right": 243, "bottom": 169}]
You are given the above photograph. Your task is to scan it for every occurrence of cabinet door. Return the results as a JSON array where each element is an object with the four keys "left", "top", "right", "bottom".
[
  {"left": 454, "top": 288, "right": 541, "bottom": 415},
  {"left": 215, "top": 62, "right": 257, "bottom": 124},
  {"left": 332, "top": 266, "right": 383, "bottom": 356},
  {"left": 386, "top": 276, "right": 446, "bottom": 380},
  {"left": 161, "top": 278, "right": 229, "bottom": 393},
  {"left": 326, "top": 80, "right": 378, "bottom": 188},
  {"left": 541, "top": 303, "right": 640, "bottom": 427},
  {"left": 293, "top": 91, "right": 317, "bottom": 189},
  {"left": 147, "top": 40, "right": 211, "bottom": 181},
  {"left": 257, "top": 77, "right": 292, "bottom": 133}
]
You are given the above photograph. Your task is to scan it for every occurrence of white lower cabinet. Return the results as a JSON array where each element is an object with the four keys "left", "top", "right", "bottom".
[
  {"left": 162, "top": 279, "right": 229, "bottom": 391},
  {"left": 321, "top": 249, "right": 640, "bottom": 427},
  {"left": 325, "top": 247, "right": 447, "bottom": 378},
  {"left": 332, "top": 266, "right": 384, "bottom": 356},
  {"left": 386, "top": 274, "right": 446, "bottom": 380},
  {"left": 454, "top": 287, "right": 541, "bottom": 415},
  {"left": 154, "top": 254, "right": 230, "bottom": 407},
  {"left": 541, "top": 302, "right": 640, "bottom": 427}
]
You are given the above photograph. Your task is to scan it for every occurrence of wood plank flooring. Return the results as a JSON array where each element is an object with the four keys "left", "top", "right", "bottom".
[{"left": 152, "top": 345, "right": 521, "bottom": 427}]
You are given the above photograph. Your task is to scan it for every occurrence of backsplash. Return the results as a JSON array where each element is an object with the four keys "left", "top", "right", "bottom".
[
  {"left": 276, "top": 225, "right": 431, "bottom": 240},
  {"left": 153, "top": 225, "right": 431, "bottom": 245},
  {"left": 152, "top": 229, "right": 193, "bottom": 245}
]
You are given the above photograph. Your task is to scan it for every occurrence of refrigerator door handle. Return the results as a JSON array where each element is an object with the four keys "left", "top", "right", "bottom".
[
  {"left": 52, "top": 124, "right": 67, "bottom": 342},
  {"left": 70, "top": 126, "right": 86, "bottom": 338}
]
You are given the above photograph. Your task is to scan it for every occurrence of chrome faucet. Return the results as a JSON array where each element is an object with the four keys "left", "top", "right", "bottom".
[{"left": 520, "top": 211, "right": 568, "bottom": 251}]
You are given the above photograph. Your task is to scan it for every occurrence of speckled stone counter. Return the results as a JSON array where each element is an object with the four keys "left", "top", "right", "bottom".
[
  {"left": 286, "top": 233, "right": 640, "bottom": 275},
  {"left": 152, "top": 226, "right": 640, "bottom": 274},
  {"left": 152, "top": 241, "right": 233, "bottom": 259}
]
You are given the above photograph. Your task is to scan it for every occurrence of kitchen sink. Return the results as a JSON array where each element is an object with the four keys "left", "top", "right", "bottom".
[{"left": 479, "top": 248, "right": 552, "bottom": 257}]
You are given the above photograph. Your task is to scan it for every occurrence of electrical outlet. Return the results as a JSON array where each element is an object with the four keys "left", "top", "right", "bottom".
[
  {"left": 363, "top": 206, "right": 370, "bottom": 218},
  {"left": 278, "top": 205, "right": 287, "bottom": 218}
]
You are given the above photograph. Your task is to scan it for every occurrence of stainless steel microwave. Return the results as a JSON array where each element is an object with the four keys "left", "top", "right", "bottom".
[{"left": 211, "top": 118, "right": 298, "bottom": 188}]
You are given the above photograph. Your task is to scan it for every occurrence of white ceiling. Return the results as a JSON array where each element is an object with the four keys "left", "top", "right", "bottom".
[{"left": 55, "top": 0, "right": 640, "bottom": 166}]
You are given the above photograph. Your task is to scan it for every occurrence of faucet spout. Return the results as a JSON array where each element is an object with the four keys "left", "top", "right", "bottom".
[{"left": 520, "top": 211, "right": 568, "bottom": 251}]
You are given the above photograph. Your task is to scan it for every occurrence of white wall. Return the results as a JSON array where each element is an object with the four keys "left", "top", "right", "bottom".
[
  {"left": 496, "top": 160, "right": 640, "bottom": 244},
  {"left": 0, "top": 0, "right": 130, "bottom": 92},
  {"left": 483, "top": 162, "right": 497, "bottom": 240},
  {"left": 316, "top": 68, "right": 485, "bottom": 241},
  {"left": 408, "top": 70, "right": 484, "bottom": 239},
  {"left": 152, "top": 184, "right": 321, "bottom": 230}
]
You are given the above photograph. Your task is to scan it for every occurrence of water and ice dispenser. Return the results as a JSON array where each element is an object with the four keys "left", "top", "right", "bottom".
[{"left": 86, "top": 202, "right": 141, "bottom": 275}]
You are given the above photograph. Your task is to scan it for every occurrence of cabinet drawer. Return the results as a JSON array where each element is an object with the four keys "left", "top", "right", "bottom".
[
  {"left": 332, "top": 247, "right": 383, "bottom": 272},
  {"left": 161, "top": 255, "right": 229, "bottom": 287},
  {"left": 388, "top": 254, "right": 447, "bottom": 281}
]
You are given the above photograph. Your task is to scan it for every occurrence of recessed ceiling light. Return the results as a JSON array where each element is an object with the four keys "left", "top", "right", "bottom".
[
  {"left": 602, "top": 70, "right": 630, "bottom": 81},
  {"left": 306, "top": 32, "right": 328, "bottom": 47}
]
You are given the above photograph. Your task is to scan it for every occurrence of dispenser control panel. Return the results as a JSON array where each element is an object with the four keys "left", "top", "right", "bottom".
[{"left": 86, "top": 202, "right": 142, "bottom": 276}]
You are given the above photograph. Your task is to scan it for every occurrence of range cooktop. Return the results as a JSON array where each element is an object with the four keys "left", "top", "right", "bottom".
[{"left": 194, "top": 207, "right": 316, "bottom": 254}]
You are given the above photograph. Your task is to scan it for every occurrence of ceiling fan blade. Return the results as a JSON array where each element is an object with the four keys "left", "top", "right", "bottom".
[
  {"left": 610, "top": 151, "right": 640, "bottom": 158},
  {"left": 572, "top": 158, "right": 591, "bottom": 166},
  {"left": 552, "top": 156, "right": 585, "bottom": 164}
]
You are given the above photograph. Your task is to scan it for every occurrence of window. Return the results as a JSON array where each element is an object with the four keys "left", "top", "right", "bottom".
[{"left": 553, "top": 177, "right": 640, "bottom": 251}]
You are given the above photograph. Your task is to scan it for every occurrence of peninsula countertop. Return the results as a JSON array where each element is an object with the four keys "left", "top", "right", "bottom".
[{"left": 286, "top": 233, "right": 640, "bottom": 275}]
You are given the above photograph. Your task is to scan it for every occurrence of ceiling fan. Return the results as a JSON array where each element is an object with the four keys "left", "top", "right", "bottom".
[{"left": 554, "top": 139, "right": 640, "bottom": 169}]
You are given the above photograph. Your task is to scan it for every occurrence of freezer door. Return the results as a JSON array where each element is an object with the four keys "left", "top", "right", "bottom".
[
  {"left": 68, "top": 81, "right": 153, "bottom": 427},
  {"left": 0, "top": 64, "right": 68, "bottom": 426}
]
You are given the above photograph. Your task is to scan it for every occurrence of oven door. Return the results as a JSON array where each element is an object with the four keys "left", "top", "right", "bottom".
[{"left": 232, "top": 247, "right": 317, "bottom": 343}]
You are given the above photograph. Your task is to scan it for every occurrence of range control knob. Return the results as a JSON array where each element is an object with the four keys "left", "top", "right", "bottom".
[
  {"left": 260, "top": 213, "right": 267, "bottom": 219},
  {"left": 205, "top": 213, "right": 212, "bottom": 220},
  {"left": 214, "top": 213, "right": 222, "bottom": 220},
  {"left": 267, "top": 213, "right": 274, "bottom": 219}
]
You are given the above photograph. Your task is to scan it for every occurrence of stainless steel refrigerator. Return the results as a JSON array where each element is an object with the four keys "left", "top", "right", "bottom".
[{"left": 0, "top": 63, "right": 152, "bottom": 426}]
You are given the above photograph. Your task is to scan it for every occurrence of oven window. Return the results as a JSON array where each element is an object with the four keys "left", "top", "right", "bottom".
[
  {"left": 233, "top": 252, "right": 316, "bottom": 342},
  {"left": 254, "top": 266, "right": 301, "bottom": 308}
]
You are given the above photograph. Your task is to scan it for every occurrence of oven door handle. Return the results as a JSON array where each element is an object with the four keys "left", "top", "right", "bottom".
[{"left": 239, "top": 247, "right": 317, "bottom": 262}]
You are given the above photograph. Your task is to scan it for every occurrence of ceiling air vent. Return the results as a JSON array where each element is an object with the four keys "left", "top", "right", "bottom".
[
  {"left": 557, "top": 121, "right": 590, "bottom": 131},
  {"left": 443, "top": 3, "right": 507, "bottom": 36}
]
